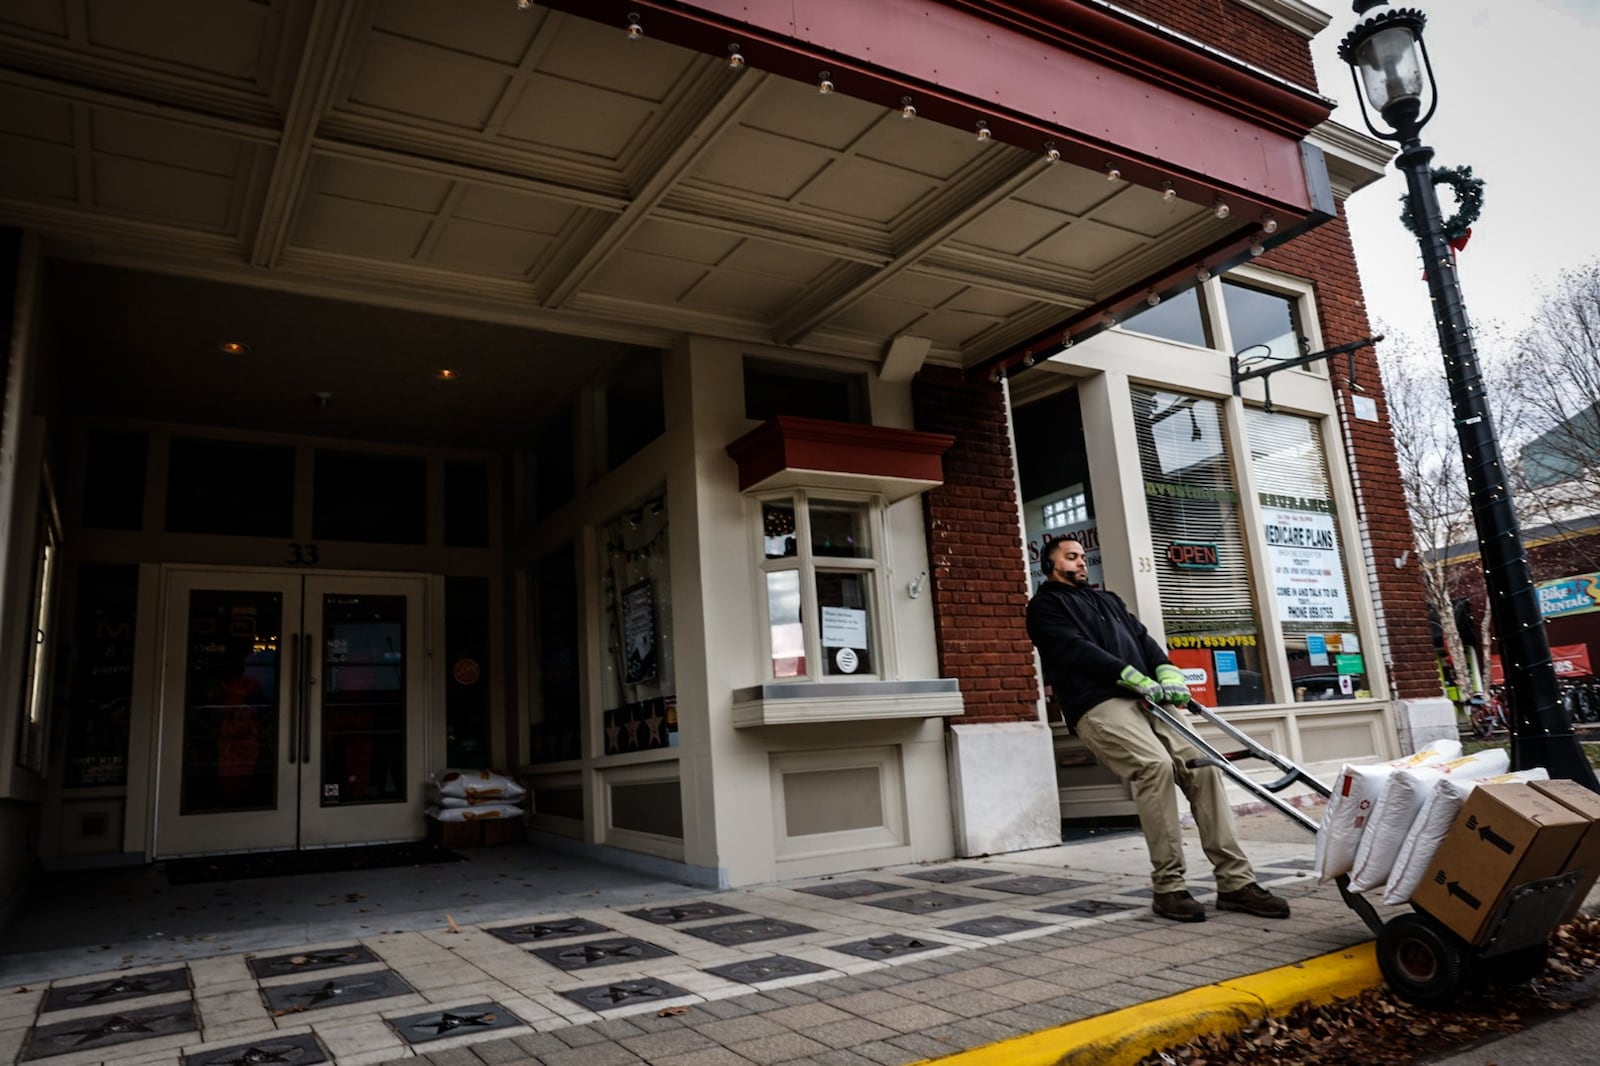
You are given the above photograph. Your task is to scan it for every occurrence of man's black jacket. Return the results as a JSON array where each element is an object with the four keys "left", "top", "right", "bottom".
[{"left": 1025, "top": 580, "right": 1174, "bottom": 727}]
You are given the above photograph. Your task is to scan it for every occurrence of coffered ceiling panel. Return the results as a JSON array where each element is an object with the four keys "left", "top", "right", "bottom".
[
  {"left": 0, "top": 0, "right": 1299, "bottom": 445},
  {"left": 1030, "top": 219, "right": 1147, "bottom": 274},
  {"left": 453, "top": 184, "right": 576, "bottom": 233},
  {"left": 681, "top": 272, "right": 803, "bottom": 319},
  {"left": 955, "top": 199, "right": 1071, "bottom": 257},
  {"left": 797, "top": 158, "right": 939, "bottom": 225},
  {"left": 94, "top": 154, "right": 238, "bottom": 228},
  {"left": 718, "top": 240, "right": 835, "bottom": 286},
  {"left": 3, "top": 2, "right": 67, "bottom": 37},
  {"left": 317, "top": 156, "right": 449, "bottom": 211},
  {"left": 624, "top": 219, "right": 742, "bottom": 266},
  {"left": 690, "top": 130, "right": 834, "bottom": 201},
  {"left": 86, "top": 0, "right": 273, "bottom": 82},
  {"left": 372, "top": 0, "right": 530, "bottom": 65},
  {"left": 499, "top": 76, "right": 655, "bottom": 158},
  {"left": 295, "top": 195, "right": 429, "bottom": 259},
  {"left": 741, "top": 78, "right": 883, "bottom": 150},
  {"left": 853, "top": 118, "right": 983, "bottom": 182},
  {"left": 349, "top": 40, "right": 511, "bottom": 128},
  {"left": 537, "top": 17, "right": 692, "bottom": 100},
  {"left": 428, "top": 218, "right": 551, "bottom": 276}
]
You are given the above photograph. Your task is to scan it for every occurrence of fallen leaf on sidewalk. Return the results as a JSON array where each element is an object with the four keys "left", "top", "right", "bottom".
[{"left": 656, "top": 1006, "right": 691, "bottom": 1017}]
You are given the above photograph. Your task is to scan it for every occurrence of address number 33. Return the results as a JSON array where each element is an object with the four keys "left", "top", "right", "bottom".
[{"left": 286, "top": 542, "right": 320, "bottom": 565}]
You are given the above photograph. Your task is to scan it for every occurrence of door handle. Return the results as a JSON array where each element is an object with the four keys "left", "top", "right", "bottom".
[
  {"left": 287, "top": 632, "right": 300, "bottom": 765},
  {"left": 301, "top": 632, "right": 315, "bottom": 764}
]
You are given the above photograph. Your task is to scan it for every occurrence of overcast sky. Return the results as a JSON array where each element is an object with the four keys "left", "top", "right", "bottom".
[{"left": 1307, "top": 0, "right": 1600, "bottom": 347}]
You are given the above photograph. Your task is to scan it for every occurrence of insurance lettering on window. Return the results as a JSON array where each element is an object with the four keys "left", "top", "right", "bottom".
[{"left": 1263, "top": 507, "right": 1352, "bottom": 624}]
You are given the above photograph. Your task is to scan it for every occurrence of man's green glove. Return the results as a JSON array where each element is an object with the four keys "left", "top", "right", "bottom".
[
  {"left": 1118, "top": 665, "right": 1164, "bottom": 703},
  {"left": 1155, "top": 663, "right": 1191, "bottom": 706}
]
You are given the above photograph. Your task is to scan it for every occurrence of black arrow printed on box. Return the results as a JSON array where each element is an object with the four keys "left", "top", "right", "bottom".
[
  {"left": 1432, "top": 870, "right": 1483, "bottom": 910},
  {"left": 1465, "top": 814, "right": 1517, "bottom": 855},
  {"left": 1477, "top": 825, "right": 1514, "bottom": 854}
]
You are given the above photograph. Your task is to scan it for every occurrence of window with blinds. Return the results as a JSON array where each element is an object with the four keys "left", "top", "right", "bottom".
[
  {"left": 1245, "top": 408, "right": 1368, "bottom": 702},
  {"left": 1132, "top": 386, "right": 1267, "bottom": 706}
]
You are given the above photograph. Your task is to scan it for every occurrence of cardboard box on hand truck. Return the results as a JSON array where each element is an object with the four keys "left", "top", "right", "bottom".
[
  {"left": 1411, "top": 782, "right": 1590, "bottom": 945},
  {"left": 1530, "top": 778, "right": 1600, "bottom": 922}
]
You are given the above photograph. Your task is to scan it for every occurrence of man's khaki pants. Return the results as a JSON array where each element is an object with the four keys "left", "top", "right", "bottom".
[{"left": 1075, "top": 695, "right": 1255, "bottom": 894}]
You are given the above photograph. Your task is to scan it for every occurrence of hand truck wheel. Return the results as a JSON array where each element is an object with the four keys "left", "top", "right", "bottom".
[{"left": 1377, "top": 912, "right": 1474, "bottom": 1006}]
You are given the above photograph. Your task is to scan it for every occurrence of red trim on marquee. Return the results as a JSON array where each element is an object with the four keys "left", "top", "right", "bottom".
[{"left": 536, "top": 0, "right": 1326, "bottom": 216}]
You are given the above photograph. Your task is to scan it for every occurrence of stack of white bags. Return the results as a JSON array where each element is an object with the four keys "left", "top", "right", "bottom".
[
  {"left": 1312, "top": 738, "right": 1549, "bottom": 904},
  {"left": 424, "top": 768, "right": 527, "bottom": 822}
]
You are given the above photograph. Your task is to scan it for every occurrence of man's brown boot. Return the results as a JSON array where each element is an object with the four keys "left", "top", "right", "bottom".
[
  {"left": 1216, "top": 882, "right": 1291, "bottom": 919},
  {"left": 1151, "top": 889, "right": 1206, "bottom": 923}
]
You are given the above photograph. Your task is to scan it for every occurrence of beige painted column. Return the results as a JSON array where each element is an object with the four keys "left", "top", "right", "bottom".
[{"left": 1077, "top": 370, "right": 1161, "bottom": 626}]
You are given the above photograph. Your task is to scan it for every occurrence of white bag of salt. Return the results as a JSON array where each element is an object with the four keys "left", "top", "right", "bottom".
[
  {"left": 1347, "top": 747, "right": 1510, "bottom": 892},
  {"left": 1312, "top": 738, "right": 1462, "bottom": 883}
]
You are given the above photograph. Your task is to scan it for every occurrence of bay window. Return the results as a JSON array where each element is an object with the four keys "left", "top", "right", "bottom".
[{"left": 759, "top": 493, "right": 881, "bottom": 681}]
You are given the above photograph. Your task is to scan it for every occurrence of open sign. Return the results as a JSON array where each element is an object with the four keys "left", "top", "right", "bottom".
[{"left": 1166, "top": 541, "right": 1219, "bottom": 570}]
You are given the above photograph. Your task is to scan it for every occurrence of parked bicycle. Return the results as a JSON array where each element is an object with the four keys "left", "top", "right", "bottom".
[{"left": 1466, "top": 691, "right": 1507, "bottom": 738}]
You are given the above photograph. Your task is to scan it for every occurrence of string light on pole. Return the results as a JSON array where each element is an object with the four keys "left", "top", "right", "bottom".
[{"left": 1339, "top": 0, "right": 1595, "bottom": 788}]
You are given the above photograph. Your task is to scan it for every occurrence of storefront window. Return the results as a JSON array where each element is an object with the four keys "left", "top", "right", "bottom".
[
  {"left": 1120, "top": 286, "right": 1210, "bottom": 348},
  {"left": 1246, "top": 409, "right": 1368, "bottom": 701},
  {"left": 757, "top": 492, "right": 880, "bottom": 681},
  {"left": 1222, "top": 280, "right": 1307, "bottom": 364},
  {"left": 599, "top": 493, "right": 676, "bottom": 752},
  {"left": 1132, "top": 386, "right": 1267, "bottom": 706}
]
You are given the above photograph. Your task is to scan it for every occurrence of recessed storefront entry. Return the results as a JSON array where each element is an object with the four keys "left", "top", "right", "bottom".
[{"left": 153, "top": 568, "right": 427, "bottom": 857}]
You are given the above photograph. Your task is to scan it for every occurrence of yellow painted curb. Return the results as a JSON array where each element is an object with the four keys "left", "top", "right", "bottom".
[{"left": 912, "top": 941, "right": 1380, "bottom": 1066}]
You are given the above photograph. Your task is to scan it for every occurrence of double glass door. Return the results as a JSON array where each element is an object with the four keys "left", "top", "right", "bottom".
[{"left": 154, "top": 568, "right": 427, "bottom": 856}]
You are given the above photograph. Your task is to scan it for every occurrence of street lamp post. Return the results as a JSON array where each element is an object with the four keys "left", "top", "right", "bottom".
[{"left": 1339, "top": 1, "right": 1599, "bottom": 788}]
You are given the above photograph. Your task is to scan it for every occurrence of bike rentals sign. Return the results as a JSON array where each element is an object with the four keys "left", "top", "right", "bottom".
[{"left": 1537, "top": 572, "right": 1600, "bottom": 619}]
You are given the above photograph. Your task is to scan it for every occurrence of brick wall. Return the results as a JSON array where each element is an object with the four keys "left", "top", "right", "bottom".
[
  {"left": 912, "top": 367, "right": 1039, "bottom": 723},
  {"left": 1116, "top": 0, "right": 1319, "bottom": 89},
  {"left": 1254, "top": 210, "right": 1442, "bottom": 701}
]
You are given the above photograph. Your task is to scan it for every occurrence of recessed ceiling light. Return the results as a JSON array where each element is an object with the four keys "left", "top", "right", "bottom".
[
  {"left": 435, "top": 368, "right": 457, "bottom": 381},
  {"left": 218, "top": 340, "right": 250, "bottom": 355}
]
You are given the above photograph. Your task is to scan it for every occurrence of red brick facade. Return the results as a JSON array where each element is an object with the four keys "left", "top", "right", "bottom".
[
  {"left": 1115, "top": 0, "right": 1319, "bottom": 89},
  {"left": 912, "top": 367, "right": 1039, "bottom": 723},
  {"left": 1253, "top": 210, "right": 1441, "bottom": 700}
]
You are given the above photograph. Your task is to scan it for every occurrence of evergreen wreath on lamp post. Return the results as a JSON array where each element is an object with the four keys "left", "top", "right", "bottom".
[{"left": 1399, "top": 164, "right": 1484, "bottom": 245}]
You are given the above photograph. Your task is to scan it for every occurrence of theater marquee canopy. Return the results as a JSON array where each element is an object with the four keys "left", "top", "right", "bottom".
[{"left": 0, "top": 0, "right": 1338, "bottom": 438}]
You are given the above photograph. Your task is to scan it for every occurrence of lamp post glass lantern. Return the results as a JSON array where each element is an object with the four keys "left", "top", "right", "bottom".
[{"left": 1340, "top": 2, "right": 1598, "bottom": 789}]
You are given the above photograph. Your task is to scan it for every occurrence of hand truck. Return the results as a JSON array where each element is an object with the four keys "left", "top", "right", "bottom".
[{"left": 1140, "top": 696, "right": 1579, "bottom": 1006}]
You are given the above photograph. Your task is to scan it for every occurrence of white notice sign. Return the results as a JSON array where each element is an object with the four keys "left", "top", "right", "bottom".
[
  {"left": 821, "top": 606, "right": 869, "bottom": 649},
  {"left": 1263, "top": 507, "right": 1352, "bottom": 624}
]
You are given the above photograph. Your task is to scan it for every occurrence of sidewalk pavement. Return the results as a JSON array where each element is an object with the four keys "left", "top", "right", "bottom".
[{"left": 1, "top": 822, "right": 1391, "bottom": 1066}]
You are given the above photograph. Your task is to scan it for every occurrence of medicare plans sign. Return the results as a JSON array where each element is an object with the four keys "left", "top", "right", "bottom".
[{"left": 1263, "top": 506, "right": 1352, "bottom": 624}]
